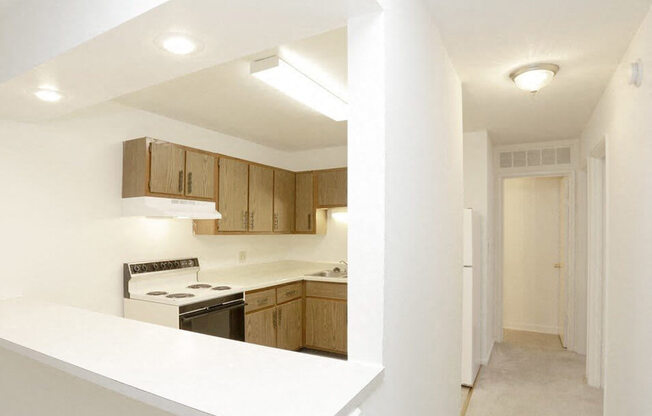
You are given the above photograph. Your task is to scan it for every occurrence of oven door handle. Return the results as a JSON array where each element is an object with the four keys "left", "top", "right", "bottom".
[{"left": 179, "top": 299, "right": 245, "bottom": 321}]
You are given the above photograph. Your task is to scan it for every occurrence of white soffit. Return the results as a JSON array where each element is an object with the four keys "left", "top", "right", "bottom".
[
  {"left": 116, "top": 28, "right": 348, "bottom": 151},
  {"left": 0, "top": 0, "right": 378, "bottom": 123},
  {"left": 427, "top": 0, "right": 652, "bottom": 144}
]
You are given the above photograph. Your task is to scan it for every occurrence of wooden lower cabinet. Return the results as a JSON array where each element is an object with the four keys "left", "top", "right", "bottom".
[
  {"left": 245, "top": 307, "right": 276, "bottom": 348},
  {"left": 276, "top": 299, "right": 303, "bottom": 351},
  {"left": 305, "top": 298, "right": 347, "bottom": 354}
]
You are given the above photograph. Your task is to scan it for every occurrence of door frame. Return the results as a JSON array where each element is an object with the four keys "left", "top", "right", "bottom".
[
  {"left": 586, "top": 139, "right": 607, "bottom": 388},
  {"left": 494, "top": 170, "right": 576, "bottom": 350}
]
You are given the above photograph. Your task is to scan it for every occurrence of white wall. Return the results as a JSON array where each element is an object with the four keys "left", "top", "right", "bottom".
[
  {"left": 463, "top": 130, "right": 495, "bottom": 362},
  {"left": 579, "top": 6, "right": 652, "bottom": 414},
  {"left": 0, "top": 102, "right": 346, "bottom": 316},
  {"left": 348, "top": 1, "right": 463, "bottom": 414}
]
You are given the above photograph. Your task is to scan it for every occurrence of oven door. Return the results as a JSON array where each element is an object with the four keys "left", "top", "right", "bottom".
[{"left": 179, "top": 300, "right": 245, "bottom": 341}]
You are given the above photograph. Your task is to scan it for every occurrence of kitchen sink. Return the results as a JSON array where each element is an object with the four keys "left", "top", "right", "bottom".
[{"left": 307, "top": 269, "right": 347, "bottom": 278}]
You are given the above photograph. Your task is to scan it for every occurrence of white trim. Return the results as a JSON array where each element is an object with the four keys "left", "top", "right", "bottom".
[
  {"left": 503, "top": 323, "right": 561, "bottom": 335},
  {"left": 586, "top": 140, "right": 606, "bottom": 388},
  {"left": 481, "top": 341, "right": 495, "bottom": 365},
  {"left": 494, "top": 169, "right": 577, "bottom": 351}
]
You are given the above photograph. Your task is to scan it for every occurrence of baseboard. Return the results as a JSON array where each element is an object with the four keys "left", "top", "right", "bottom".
[
  {"left": 481, "top": 341, "right": 495, "bottom": 365},
  {"left": 503, "top": 323, "right": 560, "bottom": 335}
]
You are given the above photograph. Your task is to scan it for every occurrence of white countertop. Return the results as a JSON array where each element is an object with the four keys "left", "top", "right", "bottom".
[
  {"left": 0, "top": 297, "right": 382, "bottom": 416},
  {"left": 199, "top": 260, "right": 348, "bottom": 290}
]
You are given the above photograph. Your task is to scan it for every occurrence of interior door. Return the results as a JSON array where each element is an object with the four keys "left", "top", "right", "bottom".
[
  {"left": 218, "top": 157, "right": 248, "bottom": 232},
  {"left": 558, "top": 176, "right": 570, "bottom": 347},
  {"left": 149, "top": 142, "right": 185, "bottom": 195},
  {"left": 273, "top": 169, "right": 295, "bottom": 233},
  {"left": 248, "top": 164, "right": 274, "bottom": 232},
  {"left": 503, "top": 176, "right": 562, "bottom": 337},
  {"left": 185, "top": 150, "right": 215, "bottom": 199}
]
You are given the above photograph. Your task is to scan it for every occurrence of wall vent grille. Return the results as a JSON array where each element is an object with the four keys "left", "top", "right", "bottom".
[{"left": 498, "top": 146, "right": 572, "bottom": 169}]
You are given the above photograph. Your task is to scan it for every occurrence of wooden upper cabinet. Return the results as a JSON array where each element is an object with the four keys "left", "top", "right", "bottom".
[
  {"left": 249, "top": 164, "right": 274, "bottom": 232},
  {"left": 218, "top": 158, "right": 249, "bottom": 232},
  {"left": 149, "top": 142, "right": 185, "bottom": 195},
  {"left": 185, "top": 151, "right": 215, "bottom": 199},
  {"left": 316, "top": 168, "right": 347, "bottom": 207},
  {"left": 274, "top": 170, "right": 295, "bottom": 233},
  {"left": 295, "top": 172, "right": 314, "bottom": 233}
]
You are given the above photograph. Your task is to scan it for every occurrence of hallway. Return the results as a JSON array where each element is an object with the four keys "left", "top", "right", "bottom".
[{"left": 465, "top": 330, "right": 602, "bottom": 416}]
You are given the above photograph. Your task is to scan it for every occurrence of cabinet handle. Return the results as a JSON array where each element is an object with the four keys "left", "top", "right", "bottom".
[
  {"left": 187, "top": 172, "right": 193, "bottom": 194},
  {"left": 178, "top": 171, "right": 183, "bottom": 193},
  {"left": 273, "top": 213, "right": 278, "bottom": 231},
  {"left": 242, "top": 211, "right": 248, "bottom": 229},
  {"left": 250, "top": 211, "right": 255, "bottom": 230},
  {"left": 273, "top": 310, "right": 278, "bottom": 329},
  {"left": 286, "top": 290, "right": 297, "bottom": 297},
  {"left": 278, "top": 308, "right": 282, "bottom": 325},
  {"left": 308, "top": 213, "right": 311, "bottom": 229}
]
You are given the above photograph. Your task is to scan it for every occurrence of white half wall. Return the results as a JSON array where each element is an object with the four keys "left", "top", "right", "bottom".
[
  {"left": 463, "top": 130, "right": 495, "bottom": 363},
  {"left": 348, "top": 0, "right": 463, "bottom": 414},
  {"left": 0, "top": 102, "right": 346, "bottom": 316},
  {"left": 579, "top": 5, "right": 652, "bottom": 414}
]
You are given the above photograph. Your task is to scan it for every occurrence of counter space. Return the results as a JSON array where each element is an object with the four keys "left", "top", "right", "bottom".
[
  {"left": 0, "top": 297, "right": 381, "bottom": 416},
  {"left": 199, "top": 260, "right": 348, "bottom": 291}
]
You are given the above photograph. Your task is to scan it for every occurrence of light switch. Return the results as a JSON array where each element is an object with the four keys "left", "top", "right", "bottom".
[{"left": 238, "top": 251, "right": 247, "bottom": 263}]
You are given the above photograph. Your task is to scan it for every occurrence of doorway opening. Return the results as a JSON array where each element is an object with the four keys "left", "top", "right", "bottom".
[{"left": 501, "top": 175, "right": 572, "bottom": 346}]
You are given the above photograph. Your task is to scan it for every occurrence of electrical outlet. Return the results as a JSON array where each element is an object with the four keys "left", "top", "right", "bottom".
[{"left": 238, "top": 251, "right": 247, "bottom": 263}]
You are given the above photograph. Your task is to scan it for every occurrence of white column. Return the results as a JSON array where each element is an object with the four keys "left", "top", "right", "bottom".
[{"left": 348, "top": 0, "right": 464, "bottom": 414}]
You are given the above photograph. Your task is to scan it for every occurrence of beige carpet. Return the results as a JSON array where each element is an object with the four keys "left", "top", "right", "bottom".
[{"left": 465, "top": 330, "right": 603, "bottom": 416}]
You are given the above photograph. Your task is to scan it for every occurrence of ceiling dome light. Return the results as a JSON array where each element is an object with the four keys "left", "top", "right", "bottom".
[
  {"left": 34, "top": 88, "right": 63, "bottom": 102},
  {"left": 510, "top": 63, "right": 559, "bottom": 92},
  {"left": 158, "top": 33, "right": 200, "bottom": 55}
]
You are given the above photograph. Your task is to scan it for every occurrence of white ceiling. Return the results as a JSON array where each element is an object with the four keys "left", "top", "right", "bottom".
[
  {"left": 116, "top": 28, "right": 348, "bottom": 151},
  {"left": 0, "top": 0, "right": 376, "bottom": 124},
  {"left": 427, "top": 0, "right": 652, "bottom": 144}
]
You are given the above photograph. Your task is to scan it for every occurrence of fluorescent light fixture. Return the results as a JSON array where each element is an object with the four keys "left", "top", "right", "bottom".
[
  {"left": 34, "top": 88, "right": 63, "bottom": 102},
  {"left": 157, "top": 33, "right": 200, "bottom": 55},
  {"left": 251, "top": 56, "right": 348, "bottom": 121},
  {"left": 510, "top": 63, "right": 559, "bottom": 92},
  {"left": 331, "top": 210, "right": 348, "bottom": 223}
]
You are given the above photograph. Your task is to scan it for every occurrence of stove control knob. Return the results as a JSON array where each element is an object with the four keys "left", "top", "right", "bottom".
[{"left": 152, "top": 263, "right": 159, "bottom": 271}]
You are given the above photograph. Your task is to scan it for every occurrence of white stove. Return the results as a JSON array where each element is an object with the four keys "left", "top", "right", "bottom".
[{"left": 123, "top": 258, "right": 245, "bottom": 341}]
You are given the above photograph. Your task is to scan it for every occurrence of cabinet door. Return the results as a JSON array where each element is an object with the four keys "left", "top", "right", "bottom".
[
  {"left": 295, "top": 172, "right": 314, "bottom": 232},
  {"left": 277, "top": 299, "right": 303, "bottom": 351},
  {"left": 305, "top": 298, "right": 347, "bottom": 354},
  {"left": 248, "top": 164, "right": 274, "bottom": 232},
  {"left": 245, "top": 308, "right": 276, "bottom": 348},
  {"left": 218, "top": 158, "right": 249, "bottom": 232},
  {"left": 274, "top": 170, "right": 295, "bottom": 233},
  {"left": 316, "top": 169, "right": 347, "bottom": 207},
  {"left": 149, "top": 142, "right": 185, "bottom": 195},
  {"left": 185, "top": 151, "right": 215, "bottom": 199}
]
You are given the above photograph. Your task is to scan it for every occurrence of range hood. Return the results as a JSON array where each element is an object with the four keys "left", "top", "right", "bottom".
[{"left": 122, "top": 197, "right": 222, "bottom": 219}]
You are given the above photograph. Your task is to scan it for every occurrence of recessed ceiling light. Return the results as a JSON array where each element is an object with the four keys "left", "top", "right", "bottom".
[
  {"left": 510, "top": 63, "right": 559, "bottom": 93},
  {"left": 158, "top": 33, "right": 200, "bottom": 55},
  {"left": 251, "top": 56, "right": 348, "bottom": 121},
  {"left": 34, "top": 88, "right": 63, "bottom": 102}
]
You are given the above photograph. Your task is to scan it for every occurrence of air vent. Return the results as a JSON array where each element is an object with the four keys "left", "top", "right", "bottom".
[
  {"left": 513, "top": 151, "right": 526, "bottom": 167},
  {"left": 500, "top": 152, "right": 513, "bottom": 168},
  {"left": 542, "top": 148, "right": 556, "bottom": 165},
  {"left": 527, "top": 150, "right": 541, "bottom": 166},
  {"left": 556, "top": 147, "right": 571, "bottom": 164}
]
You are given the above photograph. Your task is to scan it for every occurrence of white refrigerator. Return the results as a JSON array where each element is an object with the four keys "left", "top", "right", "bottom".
[{"left": 462, "top": 208, "right": 481, "bottom": 386}]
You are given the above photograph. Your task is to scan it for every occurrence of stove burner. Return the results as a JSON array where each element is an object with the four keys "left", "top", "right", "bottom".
[
  {"left": 146, "top": 291, "right": 168, "bottom": 296},
  {"left": 187, "top": 284, "right": 212, "bottom": 289},
  {"left": 166, "top": 293, "right": 195, "bottom": 299},
  {"left": 212, "top": 286, "right": 231, "bottom": 291}
]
